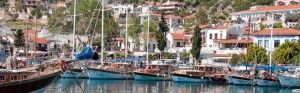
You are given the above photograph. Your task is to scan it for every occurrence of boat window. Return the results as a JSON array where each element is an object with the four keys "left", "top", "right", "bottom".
[
  {"left": 13, "top": 75, "right": 17, "bottom": 81},
  {"left": 0, "top": 75, "right": 4, "bottom": 81},
  {"left": 22, "top": 75, "right": 27, "bottom": 79},
  {"left": 10, "top": 75, "right": 17, "bottom": 81}
]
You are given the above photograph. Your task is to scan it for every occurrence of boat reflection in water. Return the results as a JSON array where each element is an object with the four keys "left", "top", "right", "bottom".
[{"left": 41, "top": 78, "right": 297, "bottom": 93}]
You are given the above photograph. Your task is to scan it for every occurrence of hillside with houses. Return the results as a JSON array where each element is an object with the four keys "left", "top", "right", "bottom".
[{"left": 0, "top": 0, "right": 300, "bottom": 65}]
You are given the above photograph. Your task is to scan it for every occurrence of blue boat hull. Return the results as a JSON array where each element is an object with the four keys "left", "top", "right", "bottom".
[
  {"left": 255, "top": 78, "right": 281, "bottom": 87},
  {"left": 87, "top": 68, "right": 133, "bottom": 79},
  {"left": 172, "top": 74, "right": 210, "bottom": 83},
  {"left": 133, "top": 72, "right": 169, "bottom": 81},
  {"left": 61, "top": 70, "right": 89, "bottom": 78},
  {"left": 226, "top": 76, "right": 253, "bottom": 85},
  {"left": 278, "top": 75, "right": 300, "bottom": 87}
]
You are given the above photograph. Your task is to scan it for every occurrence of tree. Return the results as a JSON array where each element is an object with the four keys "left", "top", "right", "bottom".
[
  {"left": 273, "top": 41, "right": 299, "bottom": 64},
  {"left": 48, "top": 7, "right": 66, "bottom": 33},
  {"left": 158, "top": 12, "right": 169, "bottom": 36},
  {"left": 156, "top": 14, "right": 168, "bottom": 59},
  {"left": 229, "top": 54, "right": 246, "bottom": 64},
  {"left": 14, "top": 29, "right": 25, "bottom": 49},
  {"left": 190, "top": 26, "right": 202, "bottom": 62},
  {"left": 102, "top": 10, "right": 119, "bottom": 51},
  {"left": 291, "top": 53, "right": 300, "bottom": 65},
  {"left": 246, "top": 44, "right": 268, "bottom": 65},
  {"left": 294, "top": 23, "right": 300, "bottom": 30},
  {"left": 31, "top": 5, "right": 46, "bottom": 19},
  {"left": 273, "top": 22, "right": 283, "bottom": 28},
  {"left": 180, "top": 51, "right": 190, "bottom": 62},
  {"left": 0, "top": 0, "right": 7, "bottom": 9},
  {"left": 195, "top": 8, "right": 208, "bottom": 24},
  {"left": 142, "top": 18, "right": 158, "bottom": 38},
  {"left": 68, "top": 0, "right": 100, "bottom": 35},
  {"left": 259, "top": 22, "right": 267, "bottom": 30},
  {"left": 128, "top": 14, "right": 142, "bottom": 49}
]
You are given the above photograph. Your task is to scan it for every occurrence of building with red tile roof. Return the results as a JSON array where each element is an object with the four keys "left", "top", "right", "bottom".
[
  {"left": 231, "top": 5, "right": 300, "bottom": 29},
  {"left": 253, "top": 28, "right": 300, "bottom": 51},
  {"left": 25, "top": 29, "right": 49, "bottom": 51}
]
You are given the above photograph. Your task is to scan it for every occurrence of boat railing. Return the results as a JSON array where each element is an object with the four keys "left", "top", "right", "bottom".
[{"left": 0, "top": 64, "right": 61, "bottom": 85}]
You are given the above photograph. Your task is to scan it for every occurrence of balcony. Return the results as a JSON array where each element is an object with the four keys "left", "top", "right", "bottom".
[{"left": 215, "top": 48, "right": 246, "bottom": 55}]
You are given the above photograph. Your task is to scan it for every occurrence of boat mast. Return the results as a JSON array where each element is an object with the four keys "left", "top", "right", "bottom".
[
  {"left": 269, "top": 13, "right": 274, "bottom": 69},
  {"left": 101, "top": 0, "right": 105, "bottom": 65},
  {"left": 72, "top": 0, "right": 77, "bottom": 58},
  {"left": 146, "top": 7, "right": 150, "bottom": 67},
  {"left": 34, "top": 15, "right": 37, "bottom": 64},
  {"left": 125, "top": 5, "right": 128, "bottom": 63}
]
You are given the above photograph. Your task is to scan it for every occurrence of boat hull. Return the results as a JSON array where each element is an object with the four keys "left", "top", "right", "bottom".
[
  {"left": 278, "top": 75, "right": 300, "bottom": 87},
  {"left": 87, "top": 68, "right": 132, "bottom": 79},
  {"left": 133, "top": 72, "right": 169, "bottom": 81},
  {"left": 61, "top": 70, "right": 89, "bottom": 78},
  {"left": 255, "top": 78, "right": 281, "bottom": 87},
  {"left": 172, "top": 73, "right": 210, "bottom": 83},
  {"left": 0, "top": 70, "right": 61, "bottom": 93},
  {"left": 226, "top": 76, "right": 253, "bottom": 85}
]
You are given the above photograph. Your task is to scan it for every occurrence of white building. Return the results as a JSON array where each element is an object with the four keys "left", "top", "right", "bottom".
[
  {"left": 139, "top": 13, "right": 182, "bottom": 32},
  {"left": 231, "top": 5, "right": 300, "bottom": 30},
  {"left": 158, "top": 1, "right": 183, "bottom": 15},
  {"left": 110, "top": 4, "right": 134, "bottom": 18},
  {"left": 166, "top": 29, "right": 193, "bottom": 53},
  {"left": 253, "top": 28, "right": 300, "bottom": 51}
]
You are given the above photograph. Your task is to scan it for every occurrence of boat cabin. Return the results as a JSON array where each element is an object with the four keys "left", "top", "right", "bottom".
[{"left": 0, "top": 72, "right": 34, "bottom": 84}]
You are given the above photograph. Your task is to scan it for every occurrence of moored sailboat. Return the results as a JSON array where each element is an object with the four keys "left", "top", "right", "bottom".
[
  {"left": 226, "top": 65, "right": 254, "bottom": 85},
  {"left": 132, "top": 61, "right": 174, "bottom": 81},
  {"left": 172, "top": 65, "right": 217, "bottom": 83},
  {"left": 278, "top": 67, "right": 300, "bottom": 87},
  {"left": 87, "top": 62, "right": 134, "bottom": 79}
]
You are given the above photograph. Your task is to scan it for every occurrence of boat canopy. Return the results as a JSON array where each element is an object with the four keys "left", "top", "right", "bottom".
[
  {"left": 75, "top": 47, "right": 93, "bottom": 60},
  {"left": 230, "top": 64, "right": 253, "bottom": 67},
  {"left": 113, "top": 57, "right": 145, "bottom": 62},
  {"left": 255, "top": 65, "right": 288, "bottom": 71}
]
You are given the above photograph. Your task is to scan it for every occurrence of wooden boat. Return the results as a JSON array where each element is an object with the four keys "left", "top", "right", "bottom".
[
  {"left": 172, "top": 65, "right": 226, "bottom": 83},
  {"left": 278, "top": 68, "right": 300, "bottom": 87},
  {"left": 87, "top": 62, "right": 134, "bottom": 79},
  {"left": 0, "top": 65, "right": 62, "bottom": 93},
  {"left": 254, "top": 66, "right": 282, "bottom": 87},
  {"left": 132, "top": 61, "right": 175, "bottom": 81},
  {"left": 226, "top": 66, "right": 254, "bottom": 85}
]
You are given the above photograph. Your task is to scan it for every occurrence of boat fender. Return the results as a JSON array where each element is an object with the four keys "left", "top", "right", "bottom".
[
  {"left": 201, "top": 77, "right": 204, "bottom": 79},
  {"left": 157, "top": 74, "right": 159, "bottom": 77},
  {"left": 60, "top": 60, "right": 65, "bottom": 71},
  {"left": 190, "top": 74, "right": 192, "bottom": 77}
]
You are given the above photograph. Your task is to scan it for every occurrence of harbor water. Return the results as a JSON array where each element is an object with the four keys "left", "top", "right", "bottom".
[{"left": 34, "top": 78, "right": 297, "bottom": 93}]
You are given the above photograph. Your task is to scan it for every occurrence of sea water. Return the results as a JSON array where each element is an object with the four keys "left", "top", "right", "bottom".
[{"left": 38, "top": 78, "right": 296, "bottom": 93}]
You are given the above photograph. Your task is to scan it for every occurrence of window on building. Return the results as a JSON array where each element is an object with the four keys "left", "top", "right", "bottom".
[
  {"left": 214, "top": 33, "right": 218, "bottom": 39},
  {"left": 153, "top": 44, "right": 156, "bottom": 50},
  {"left": 176, "top": 42, "right": 180, "bottom": 47},
  {"left": 209, "top": 34, "right": 212, "bottom": 39},
  {"left": 258, "top": 40, "right": 263, "bottom": 47},
  {"left": 292, "top": 39, "right": 297, "bottom": 42},
  {"left": 183, "top": 42, "right": 186, "bottom": 47},
  {"left": 220, "top": 33, "right": 223, "bottom": 39},
  {"left": 264, "top": 40, "right": 269, "bottom": 48},
  {"left": 274, "top": 40, "right": 280, "bottom": 47},
  {"left": 285, "top": 39, "right": 289, "bottom": 42}
]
